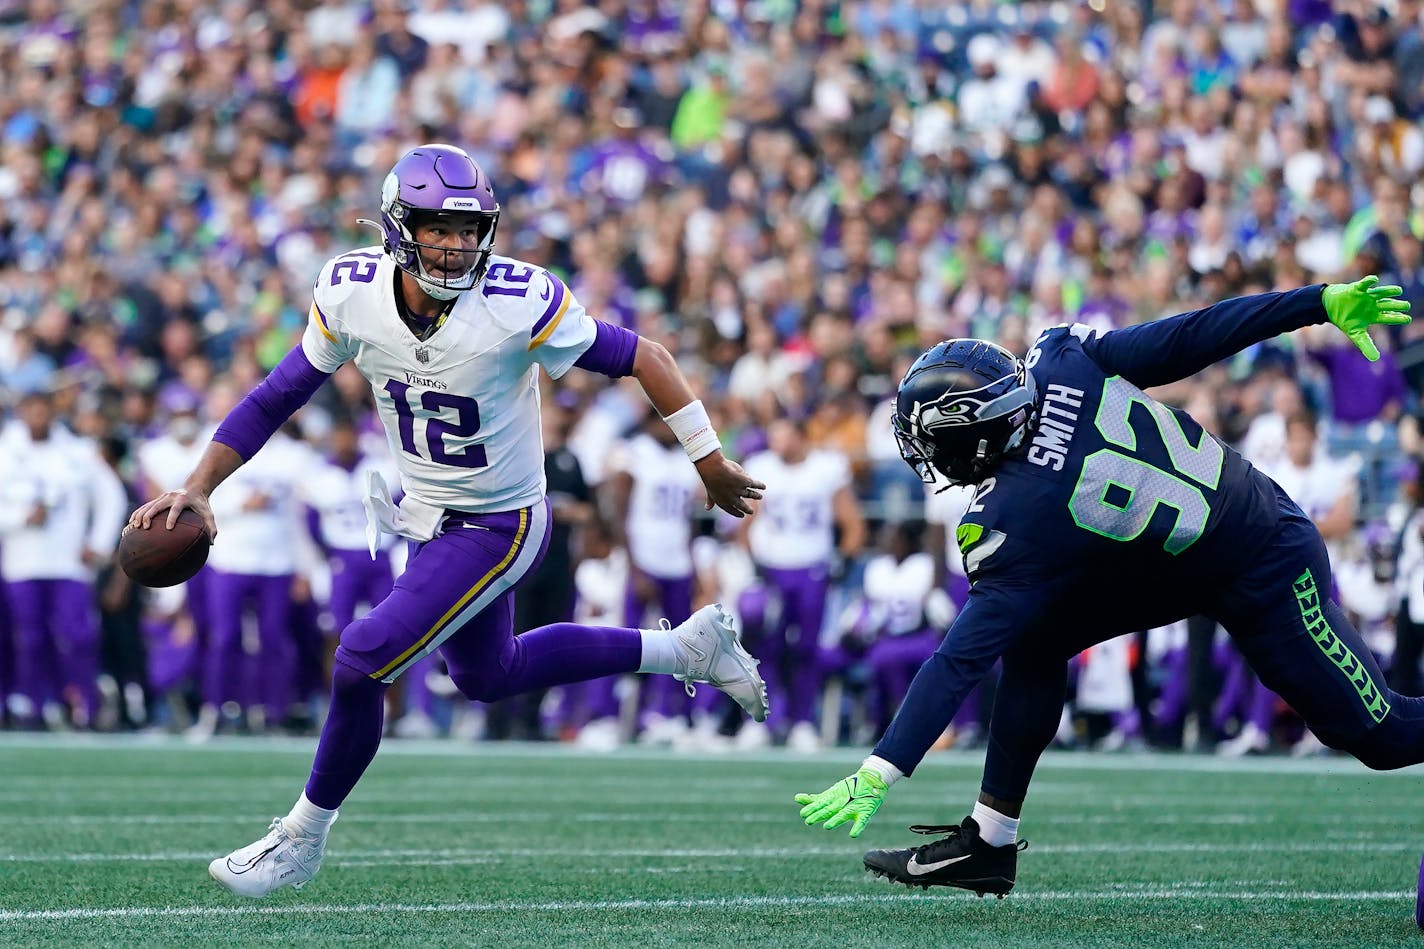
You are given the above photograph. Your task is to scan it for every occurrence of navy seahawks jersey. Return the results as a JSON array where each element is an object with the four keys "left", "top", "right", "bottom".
[{"left": 875, "top": 285, "right": 1330, "bottom": 772}]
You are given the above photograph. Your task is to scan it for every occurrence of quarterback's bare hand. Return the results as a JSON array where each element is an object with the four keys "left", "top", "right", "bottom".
[
  {"left": 128, "top": 488, "right": 218, "bottom": 540},
  {"left": 695, "top": 453, "right": 765, "bottom": 518}
]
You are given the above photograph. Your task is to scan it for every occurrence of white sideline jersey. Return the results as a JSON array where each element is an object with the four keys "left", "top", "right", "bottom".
[
  {"left": 863, "top": 552, "right": 935, "bottom": 636},
  {"left": 575, "top": 549, "right": 629, "bottom": 626},
  {"left": 1265, "top": 451, "right": 1357, "bottom": 523},
  {"left": 305, "top": 453, "right": 402, "bottom": 553},
  {"left": 208, "top": 433, "right": 314, "bottom": 576},
  {"left": 302, "top": 248, "right": 600, "bottom": 514},
  {"left": 743, "top": 449, "right": 850, "bottom": 569},
  {"left": 612, "top": 434, "right": 699, "bottom": 579},
  {"left": 137, "top": 431, "right": 211, "bottom": 493},
  {"left": 0, "top": 422, "right": 126, "bottom": 581}
]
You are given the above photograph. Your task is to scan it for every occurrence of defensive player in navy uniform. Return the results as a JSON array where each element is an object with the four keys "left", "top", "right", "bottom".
[
  {"left": 794, "top": 277, "right": 1417, "bottom": 898},
  {"left": 130, "top": 144, "right": 768, "bottom": 897}
]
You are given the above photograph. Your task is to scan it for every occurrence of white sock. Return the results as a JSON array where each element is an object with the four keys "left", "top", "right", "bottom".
[
  {"left": 637, "top": 626, "right": 680, "bottom": 674},
  {"left": 971, "top": 801, "right": 1019, "bottom": 847},
  {"left": 283, "top": 792, "right": 338, "bottom": 838}
]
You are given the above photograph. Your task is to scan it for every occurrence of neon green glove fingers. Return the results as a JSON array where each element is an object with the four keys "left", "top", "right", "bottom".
[
  {"left": 1323, "top": 275, "right": 1414, "bottom": 362},
  {"left": 793, "top": 768, "right": 888, "bottom": 838}
]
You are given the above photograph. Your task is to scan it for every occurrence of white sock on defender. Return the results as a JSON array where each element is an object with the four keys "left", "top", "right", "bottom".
[
  {"left": 283, "top": 792, "right": 338, "bottom": 838},
  {"left": 636, "top": 626, "right": 679, "bottom": 675},
  {"left": 971, "top": 801, "right": 1019, "bottom": 847}
]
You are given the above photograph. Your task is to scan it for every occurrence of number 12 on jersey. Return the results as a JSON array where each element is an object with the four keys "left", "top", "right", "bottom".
[
  {"left": 1068, "top": 376, "right": 1224, "bottom": 554},
  {"left": 383, "top": 380, "right": 489, "bottom": 469}
]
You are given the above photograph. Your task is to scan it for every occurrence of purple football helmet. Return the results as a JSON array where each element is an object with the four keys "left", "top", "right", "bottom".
[{"left": 365, "top": 144, "right": 499, "bottom": 301}]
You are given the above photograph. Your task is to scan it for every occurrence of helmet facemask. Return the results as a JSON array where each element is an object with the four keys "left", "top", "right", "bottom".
[
  {"left": 893, "top": 347, "right": 1038, "bottom": 490},
  {"left": 388, "top": 204, "right": 499, "bottom": 302},
  {"left": 364, "top": 145, "right": 502, "bottom": 302}
]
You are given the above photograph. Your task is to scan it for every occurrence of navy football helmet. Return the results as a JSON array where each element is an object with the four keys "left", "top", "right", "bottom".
[{"left": 893, "top": 339, "right": 1038, "bottom": 488}]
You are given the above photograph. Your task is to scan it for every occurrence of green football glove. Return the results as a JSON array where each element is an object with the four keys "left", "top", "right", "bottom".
[
  {"left": 1322, "top": 275, "right": 1412, "bottom": 362},
  {"left": 794, "top": 768, "right": 888, "bottom": 838}
]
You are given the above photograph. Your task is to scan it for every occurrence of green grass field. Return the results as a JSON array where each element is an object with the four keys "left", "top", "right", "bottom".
[{"left": 0, "top": 736, "right": 1420, "bottom": 947}]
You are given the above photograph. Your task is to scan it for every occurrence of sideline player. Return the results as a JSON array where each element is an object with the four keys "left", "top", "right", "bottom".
[
  {"left": 793, "top": 277, "right": 1416, "bottom": 897},
  {"left": 131, "top": 144, "right": 768, "bottom": 897}
]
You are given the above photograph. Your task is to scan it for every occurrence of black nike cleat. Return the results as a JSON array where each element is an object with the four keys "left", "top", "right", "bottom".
[{"left": 862, "top": 816, "right": 1027, "bottom": 897}]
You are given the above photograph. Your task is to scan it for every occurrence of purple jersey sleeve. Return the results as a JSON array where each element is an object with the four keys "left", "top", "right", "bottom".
[
  {"left": 213, "top": 346, "right": 330, "bottom": 461},
  {"left": 573, "top": 320, "right": 640, "bottom": 378}
]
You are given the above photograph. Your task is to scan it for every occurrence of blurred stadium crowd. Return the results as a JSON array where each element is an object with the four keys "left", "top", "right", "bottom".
[{"left": 2, "top": 0, "right": 1424, "bottom": 756}]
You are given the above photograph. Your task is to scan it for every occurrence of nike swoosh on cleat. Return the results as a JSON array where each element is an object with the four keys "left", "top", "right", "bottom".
[
  {"left": 905, "top": 853, "right": 972, "bottom": 876},
  {"left": 226, "top": 845, "right": 279, "bottom": 875},
  {"left": 679, "top": 635, "right": 707, "bottom": 664}
]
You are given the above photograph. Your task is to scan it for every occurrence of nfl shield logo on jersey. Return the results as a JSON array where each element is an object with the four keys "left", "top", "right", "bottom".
[{"left": 414, "top": 346, "right": 430, "bottom": 364}]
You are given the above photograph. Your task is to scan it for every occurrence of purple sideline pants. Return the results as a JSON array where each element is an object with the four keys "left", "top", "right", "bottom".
[
  {"left": 865, "top": 629, "right": 942, "bottom": 732},
  {"left": 748, "top": 563, "right": 830, "bottom": 731},
  {"left": 306, "top": 500, "right": 644, "bottom": 808},
  {"left": 204, "top": 571, "right": 294, "bottom": 720},
  {"left": 0, "top": 575, "right": 10, "bottom": 711},
  {"left": 5, "top": 578, "right": 99, "bottom": 720},
  {"left": 578, "top": 572, "right": 697, "bottom": 725},
  {"left": 185, "top": 565, "right": 214, "bottom": 678},
  {"left": 327, "top": 548, "right": 395, "bottom": 633},
  {"left": 630, "top": 573, "right": 699, "bottom": 722}
]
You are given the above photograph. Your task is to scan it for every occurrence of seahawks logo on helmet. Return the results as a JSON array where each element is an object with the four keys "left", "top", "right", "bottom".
[
  {"left": 894, "top": 338, "right": 1039, "bottom": 487},
  {"left": 916, "top": 393, "right": 985, "bottom": 430}
]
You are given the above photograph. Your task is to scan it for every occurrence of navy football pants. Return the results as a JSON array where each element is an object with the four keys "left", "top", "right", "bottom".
[{"left": 982, "top": 508, "right": 1424, "bottom": 802}]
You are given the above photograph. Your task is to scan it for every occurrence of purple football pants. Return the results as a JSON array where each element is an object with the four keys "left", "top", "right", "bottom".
[
  {"left": 306, "top": 500, "right": 644, "bottom": 808},
  {"left": 205, "top": 571, "right": 294, "bottom": 720},
  {"left": 748, "top": 564, "right": 830, "bottom": 730},
  {"left": 5, "top": 578, "right": 99, "bottom": 720}
]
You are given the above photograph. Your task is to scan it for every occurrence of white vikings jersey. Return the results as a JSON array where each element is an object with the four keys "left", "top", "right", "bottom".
[
  {"left": 137, "top": 431, "right": 211, "bottom": 493},
  {"left": 574, "top": 549, "right": 629, "bottom": 626},
  {"left": 302, "top": 248, "right": 600, "bottom": 514},
  {"left": 611, "top": 433, "right": 699, "bottom": 578},
  {"left": 863, "top": 552, "right": 935, "bottom": 636},
  {"left": 1265, "top": 451, "right": 1357, "bottom": 522},
  {"left": 208, "top": 433, "right": 314, "bottom": 576},
  {"left": 304, "top": 453, "right": 402, "bottom": 553},
  {"left": 744, "top": 449, "right": 850, "bottom": 569},
  {"left": 0, "top": 422, "right": 126, "bottom": 581}
]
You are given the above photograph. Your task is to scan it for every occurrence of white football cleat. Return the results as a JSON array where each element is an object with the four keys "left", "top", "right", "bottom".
[
  {"left": 668, "top": 604, "right": 769, "bottom": 723},
  {"left": 208, "top": 817, "right": 332, "bottom": 898}
]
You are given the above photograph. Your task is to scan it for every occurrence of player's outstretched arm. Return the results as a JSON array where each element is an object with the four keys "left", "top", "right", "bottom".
[
  {"left": 128, "top": 346, "right": 331, "bottom": 539},
  {"left": 795, "top": 582, "right": 1037, "bottom": 837},
  {"left": 630, "top": 338, "right": 766, "bottom": 518},
  {"left": 1081, "top": 277, "right": 1410, "bottom": 389}
]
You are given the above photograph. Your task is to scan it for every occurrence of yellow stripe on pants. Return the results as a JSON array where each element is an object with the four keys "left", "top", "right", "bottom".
[{"left": 371, "top": 507, "right": 530, "bottom": 680}]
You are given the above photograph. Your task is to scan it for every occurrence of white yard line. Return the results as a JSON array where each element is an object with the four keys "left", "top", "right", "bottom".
[
  {"left": 0, "top": 733, "right": 1401, "bottom": 778},
  {"left": 1, "top": 840, "right": 1417, "bottom": 864},
  {"left": 0, "top": 889, "right": 1413, "bottom": 923}
]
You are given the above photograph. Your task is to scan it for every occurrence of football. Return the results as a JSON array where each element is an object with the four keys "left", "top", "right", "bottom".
[{"left": 118, "top": 508, "right": 212, "bottom": 587}]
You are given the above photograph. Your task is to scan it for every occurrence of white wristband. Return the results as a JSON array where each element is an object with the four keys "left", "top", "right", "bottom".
[
  {"left": 662, "top": 399, "right": 722, "bottom": 463},
  {"left": 861, "top": 754, "right": 904, "bottom": 787}
]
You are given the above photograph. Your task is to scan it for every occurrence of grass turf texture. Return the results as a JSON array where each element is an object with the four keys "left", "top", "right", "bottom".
[{"left": 0, "top": 737, "right": 1419, "bottom": 947}]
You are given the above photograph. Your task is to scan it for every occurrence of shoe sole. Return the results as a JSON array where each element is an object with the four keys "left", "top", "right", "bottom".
[
  {"left": 708, "top": 605, "right": 769, "bottom": 723},
  {"left": 863, "top": 862, "right": 1014, "bottom": 898}
]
